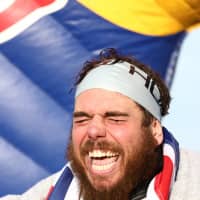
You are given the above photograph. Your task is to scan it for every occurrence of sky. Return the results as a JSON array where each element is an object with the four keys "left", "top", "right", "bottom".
[{"left": 163, "top": 27, "right": 200, "bottom": 152}]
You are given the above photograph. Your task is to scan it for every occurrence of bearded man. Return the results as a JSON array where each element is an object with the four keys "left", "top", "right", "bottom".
[{"left": 1, "top": 49, "right": 200, "bottom": 200}]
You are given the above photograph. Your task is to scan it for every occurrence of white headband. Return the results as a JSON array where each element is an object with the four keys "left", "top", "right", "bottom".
[{"left": 75, "top": 61, "right": 161, "bottom": 120}]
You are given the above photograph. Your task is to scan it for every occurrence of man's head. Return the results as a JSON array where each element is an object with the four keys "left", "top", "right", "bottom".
[{"left": 67, "top": 48, "right": 170, "bottom": 200}]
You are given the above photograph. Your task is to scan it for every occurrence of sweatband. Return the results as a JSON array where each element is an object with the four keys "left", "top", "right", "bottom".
[{"left": 75, "top": 61, "right": 161, "bottom": 120}]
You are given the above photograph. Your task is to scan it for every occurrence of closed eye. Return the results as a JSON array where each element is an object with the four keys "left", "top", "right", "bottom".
[
  {"left": 73, "top": 111, "right": 92, "bottom": 125},
  {"left": 109, "top": 118, "right": 125, "bottom": 121},
  {"left": 104, "top": 111, "right": 129, "bottom": 124},
  {"left": 107, "top": 117, "right": 127, "bottom": 124},
  {"left": 74, "top": 118, "right": 90, "bottom": 124}
]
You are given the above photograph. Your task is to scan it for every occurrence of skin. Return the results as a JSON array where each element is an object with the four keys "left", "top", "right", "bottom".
[{"left": 72, "top": 88, "right": 163, "bottom": 191}]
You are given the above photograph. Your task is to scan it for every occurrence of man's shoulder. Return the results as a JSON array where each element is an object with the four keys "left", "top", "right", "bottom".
[
  {"left": 0, "top": 168, "right": 62, "bottom": 200},
  {"left": 179, "top": 148, "right": 200, "bottom": 172},
  {"left": 170, "top": 148, "right": 200, "bottom": 199}
]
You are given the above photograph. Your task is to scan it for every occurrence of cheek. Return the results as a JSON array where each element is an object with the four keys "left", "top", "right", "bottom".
[
  {"left": 71, "top": 127, "right": 88, "bottom": 158},
  {"left": 109, "top": 126, "right": 143, "bottom": 157},
  {"left": 72, "top": 126, "right": 87, "bottom": 145},
  {"left": 108, "top": 126, "right": 136, "bottom": 146},
  {"left": 71, "top": 132, "right": 81, "bottom": 157}
]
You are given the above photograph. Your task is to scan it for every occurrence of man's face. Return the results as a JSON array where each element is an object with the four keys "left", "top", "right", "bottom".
[{"left": 69, "top": 88, "right": 161, "bottom": 195}]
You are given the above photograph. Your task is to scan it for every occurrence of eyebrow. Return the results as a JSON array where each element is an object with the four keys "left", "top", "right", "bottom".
[
  {"left": 73, "top": 111, "right": 129, "bottom": 118},
  {"left": 73, "top": 111, "right": 92, "bottom": 118},
  {"left": 104, "top": 111, "right": 129, "bottom": 117}
]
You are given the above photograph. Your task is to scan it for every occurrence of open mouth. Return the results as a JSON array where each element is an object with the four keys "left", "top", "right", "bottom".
[{"left": 86, "top": 150, "right": 120, "bottom": 175}]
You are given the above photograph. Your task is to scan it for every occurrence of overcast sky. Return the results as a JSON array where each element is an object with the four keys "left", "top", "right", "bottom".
[{"left": 163, "top": 27, "right": 200, "bottom": 152}]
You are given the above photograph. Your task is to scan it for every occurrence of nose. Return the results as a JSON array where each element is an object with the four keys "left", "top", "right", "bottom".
[{"left": 87, "top": 115, "right": 106, "bottom": 140}]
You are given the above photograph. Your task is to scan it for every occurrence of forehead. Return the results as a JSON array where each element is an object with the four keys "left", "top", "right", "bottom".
[{"left": 74, "top": 88, "right": 140, "bottom": 112}]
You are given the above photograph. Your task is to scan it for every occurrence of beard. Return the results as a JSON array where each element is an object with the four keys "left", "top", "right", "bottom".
[{"left": 67, "top": 127, "right": 163, "bottom": 200}]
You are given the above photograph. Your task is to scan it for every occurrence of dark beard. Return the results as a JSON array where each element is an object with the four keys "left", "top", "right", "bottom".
[{"left": 67, "top": 128, "right": 163, "bottom": 200}]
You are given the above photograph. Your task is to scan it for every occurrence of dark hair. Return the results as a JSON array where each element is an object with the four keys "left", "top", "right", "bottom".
[{"left": 75, "top": 48, "right": 171, "bottom": 126}]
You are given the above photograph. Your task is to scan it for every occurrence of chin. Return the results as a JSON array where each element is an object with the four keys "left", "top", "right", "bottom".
[
  {"left": 87, "top": 171, "right": 123, "bottom": 192},
  {"left": 93, "top": 182, "right": 113, "bottom": 191}
]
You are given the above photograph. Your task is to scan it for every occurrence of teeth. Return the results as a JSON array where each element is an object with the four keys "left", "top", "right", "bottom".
[
  {"left": 89, "top": 150, "right": 118, "bottom": 158},
  {"left": 88, "top": 150, "right": 119, "bottom": 172},
  {"left": 92, "top": 162, "right": 115, "bottom": 171}
]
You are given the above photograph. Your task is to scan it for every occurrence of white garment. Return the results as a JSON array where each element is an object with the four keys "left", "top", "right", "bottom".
[{"left": 1, "top": 149, "right": 200, "bottom": 200}]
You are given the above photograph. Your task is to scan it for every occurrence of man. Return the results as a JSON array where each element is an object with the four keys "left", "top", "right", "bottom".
[
  {"left": 1, "top": 0, "right": 200, "bottom": 196},
  {"left": 1, "top": 48, "right": 200, "bottom": 200}
]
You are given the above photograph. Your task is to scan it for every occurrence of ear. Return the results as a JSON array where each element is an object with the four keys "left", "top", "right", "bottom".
[{"left": 151, "top": 119, "right": 163, "bottom": 145}]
